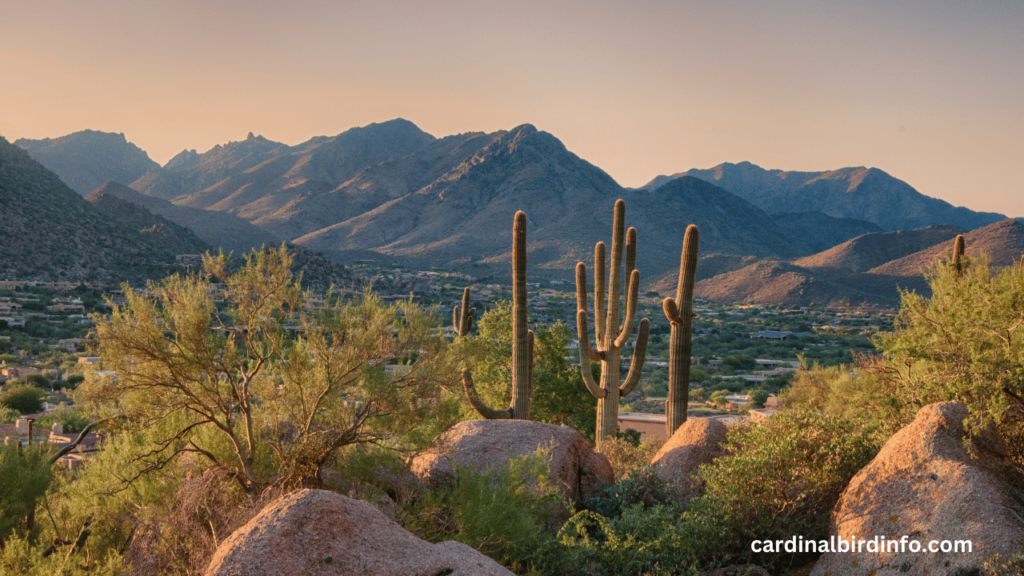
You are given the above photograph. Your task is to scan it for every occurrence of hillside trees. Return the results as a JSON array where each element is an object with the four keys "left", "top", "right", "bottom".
[{"left": 82, "top": 246, "right": 459, "bottom": 492}]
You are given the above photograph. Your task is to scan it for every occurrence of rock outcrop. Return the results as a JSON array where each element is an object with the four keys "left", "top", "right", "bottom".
[
  {"left": 811, "top": 402, "right": 1024, "bottom": 576},
  {"left": 205, "top": 489, "right": 513, "bottom": 576},
  {"left": 410, "top": 419, "right": 614, "bottom": 502},
  {"left": 650, "top": 418, "right": 729, "bottom": 502}
]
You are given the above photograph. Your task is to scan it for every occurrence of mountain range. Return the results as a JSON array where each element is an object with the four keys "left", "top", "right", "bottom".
[
  {"left": 10, "top": 120, "right": 1021, "bottom": 307},
  {"left": 644, "top": 162, "right": 1005, "bottom": 232}
]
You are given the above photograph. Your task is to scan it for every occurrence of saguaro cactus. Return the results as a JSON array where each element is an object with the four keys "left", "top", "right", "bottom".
[
  {"left": 575, "top": 199, "right": 650, "bottom": 449},
  {"left": 952, "top": 234, "right": 966, "bottom": 275},
  {"left": 662, "top": 225, "right": 699, "bottom": 439},
  {"left": 460, "top": 210, "right": 534, "bottom": 420}
]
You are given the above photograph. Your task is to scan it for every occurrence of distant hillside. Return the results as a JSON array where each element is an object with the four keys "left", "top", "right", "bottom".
[
  {"left": 86, "top": 181, "right": 280, "bottom": 254},
  {"left": 771, "top": 212, "right": 882, "bottom": 254},
  {"left": 690, "top": 260, "right": 896, "bottom": 309},
  {"left": 16, "top": 130, "right": 159, "bottom": 195},
  {"left": 0, "top": 138, "right": 179, "bottom": 283},
  {"left": 84, "top": 189, "right": 211, "bottom": 255},
  {"left": 869, "top": 219, "right": 1024, "bottom": 277},
  {"left": 645, "top": 161, "right": 1004, "bottom": 232},
  {"left": 794, "top": 225, "right": 962, "bottom": 273}
]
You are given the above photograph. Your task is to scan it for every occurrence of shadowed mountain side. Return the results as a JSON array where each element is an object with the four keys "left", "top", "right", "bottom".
[
  {"left": 248, "top": 131, "right": 500, "bottom": 240},
  {"left": 645, "top": 161, "right": 1004, "bottom": 232},
  {"left": 86, "top": 182, "right": 280, "bottom": 255},
  {"left": 0, "top": 138, "right": 179, "bottom": 282},
  {"left": 692, "top": 261, "right": 901, "bottom": 309},
  {"left": 132, "top": 119, "right": 436, "bottom": 230},
  {"left": 85, "top": 190, "right": 211, "bottom": 255},
  {"left": 794, "top": 225, "right": 963, "bottom": 274},
  {"left": 868, "top": 219, "right": 1024, "bottom": 277},
  {"left": 15, "top": 130, "right": 159, "bottom": 195},
  {"left": 770, "top": 212, "right": 882, "bottom": 253}
]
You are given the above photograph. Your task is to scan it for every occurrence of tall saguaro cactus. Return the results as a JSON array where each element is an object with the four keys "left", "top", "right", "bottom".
[
  {"left": 662, "top": 225, "right": 699, "bottom": 438},
  {"left": 460, "top": 210, "right": 535, "bottom": 420},
  {"left": 575, "top": 199, "right": 651, "bottom": 449}
]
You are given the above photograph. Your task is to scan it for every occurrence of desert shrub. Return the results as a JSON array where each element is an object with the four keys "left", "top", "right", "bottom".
[
  {"left": 0, "top": 443, "right": 53, "bottom": 544},
  {"left": 124, "top": 469, "right": 284, "bottom": 576},
  {"left": 600, "top": 433, "right": 663, "bottom": 480},
  {"left": 327, "top": 444, "right": 423, "bottom": 507},
  {"left": 984, "top": 552, "right": 1024, "bottom": 576},
  {"left": 0, "top": 533, "right": 123, "bottom": 576},
  {"left": 34, "top": 405, "right": 90, "bottom": 434},
  {"left": 689, "top": 410, "right": 877, "bottom": 571},
  {"left": 411, "top": 450, "right": 557, "bottom": 573},
  {"left": 22, "top": 374, "right": 50, "bottom": 389},
  {"left": 0, "top": 385, "right": 46, "bottom": 415},
  {"left": 581, "top": 467, "right": 675, "bottom": 519}
]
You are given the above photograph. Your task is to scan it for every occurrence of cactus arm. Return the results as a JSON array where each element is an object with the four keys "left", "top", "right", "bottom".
[
  {"left": 619, "top": 318, "right": 650, "bottom": 397},
  {"left": 614, "top": 269, "right": 640, "bottom": 348},
  {"left": 576, "top": 261, "right": 604, "bottom": 360},
  {"left": 462, "top": 368, "right": 512, "bottom": 419},
  {"left": 575, "top": 261, "right": 588, "bottom": 315},
  {"left": 625, "top": 226, "right": 636, "bottom": 283},
  {"left": 576, "top": 310, "right": 606, "bottom": 399},
  {"left": 663, "top": 298, "right": 681, "bottom": 324},
  {"left": 453, "top": 305, "right": 460, "bottom": 333},
  {"left": 594, "top": 242, "right": 607, "bottom": 346}
]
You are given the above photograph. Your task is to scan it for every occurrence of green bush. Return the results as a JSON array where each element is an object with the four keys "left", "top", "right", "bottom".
[
  {"left": 23, "top": 375, "right": 50, "bottom": 389},
  {"left": 0, "top": 443, "right": 53, "bottom": 544},
  {"left": 411, "top": 450, "right": 557, "bottom": 573},
  {"left": 0, "top": 386, "right": 46, "bottom": 415},
  {"left": 690, "top": 410, "right": 877, "bottom": 571},
  {"left": 34, "top": 405, "right": 90, "bottom": 434}
]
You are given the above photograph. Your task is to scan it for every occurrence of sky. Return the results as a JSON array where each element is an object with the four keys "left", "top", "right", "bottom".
[{"left": 3, "top": 0, "right": 1023, "bottom": 216}]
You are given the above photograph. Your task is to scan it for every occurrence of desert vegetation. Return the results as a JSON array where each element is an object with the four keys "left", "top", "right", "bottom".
[{"left": 2, "top": 230, "right": 1023, "bottom": 576}]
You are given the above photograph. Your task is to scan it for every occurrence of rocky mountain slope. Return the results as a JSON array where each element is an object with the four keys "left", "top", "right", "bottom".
[
  {"left": 15, "top": 130, "right": 159, "bottom": 195},
  {"left": 85, "top": 189, "right": 211, "bottom": 255},
  {"left": 0, "top": 138, "right": 179, "bottom": 283},
  {"left": 85, "top": 181, "right": 280, "bottom": 254},
  {"left": 794, "top": 225, "right": 963, "bottom": 273},
  {"left": 644, "top": 161, "right": 1005, "bottom": 232},
  {"left": 869, "top": 218, "right": 1024, "bottom": 277}
]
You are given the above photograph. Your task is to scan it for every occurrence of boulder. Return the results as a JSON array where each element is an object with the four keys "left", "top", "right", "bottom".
[
  {"left": 811, "top": 402, "right": 1024, "bottom": 576},
  {"left": 205, "top": 489, "right": 513, "bottom": 576},
  {"left": 410, "top": 420, "right": 614, "bottom": 502},
  {"left": 650, "top": 418, "right": 728, "bottom": 501}
]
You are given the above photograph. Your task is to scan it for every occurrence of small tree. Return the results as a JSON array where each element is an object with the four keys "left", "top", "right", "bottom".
[
  {"left": 85, "top": 246, "right": 458, "bottom": 491},
  {"left": 0, "top": 385, "right": 46, "bottom": 415},
  {"left": 873, "top": 244, "right": 1024, "bottom": 438}
]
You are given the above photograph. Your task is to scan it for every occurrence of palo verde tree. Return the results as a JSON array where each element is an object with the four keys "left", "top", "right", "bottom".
[
  {"left": 662, "top": 224, "right": 699, "bottom": 438},
  {"left": 459, "top": 210, "right": 534, "bottom": 419},
  {"left": 872, "top": 234, "right": 1024, "bottom": 450},
  {"left": 84, "top": 245, "right": 457, "bottom": 492},
  {"left": 575, "top": 199, "right": 650, "bottom": 449}
]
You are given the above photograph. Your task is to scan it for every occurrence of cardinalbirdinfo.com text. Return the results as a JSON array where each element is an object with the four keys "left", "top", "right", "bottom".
[{"left": 751, "top": 536, "right": 973, "bottom": 554}]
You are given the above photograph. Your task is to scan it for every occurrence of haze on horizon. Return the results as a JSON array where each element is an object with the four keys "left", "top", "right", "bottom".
[{"left": 2, "top": 0, "right": 1022, "bottom": 217}]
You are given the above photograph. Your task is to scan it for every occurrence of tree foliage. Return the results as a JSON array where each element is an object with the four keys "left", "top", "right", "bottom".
[
  {"left": 872, "top": 253, "right": 1024, "bottom": 436},
  {"left": 83, "top": 246, "right": 459, "bottom": 492},
  {"left": 458, "top": 300, "right": 596, "bottom": 438}
]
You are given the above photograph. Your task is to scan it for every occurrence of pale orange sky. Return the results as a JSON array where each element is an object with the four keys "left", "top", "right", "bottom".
[{"left": 2, "top": 0, "right": 1022, "bottom": 216}]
